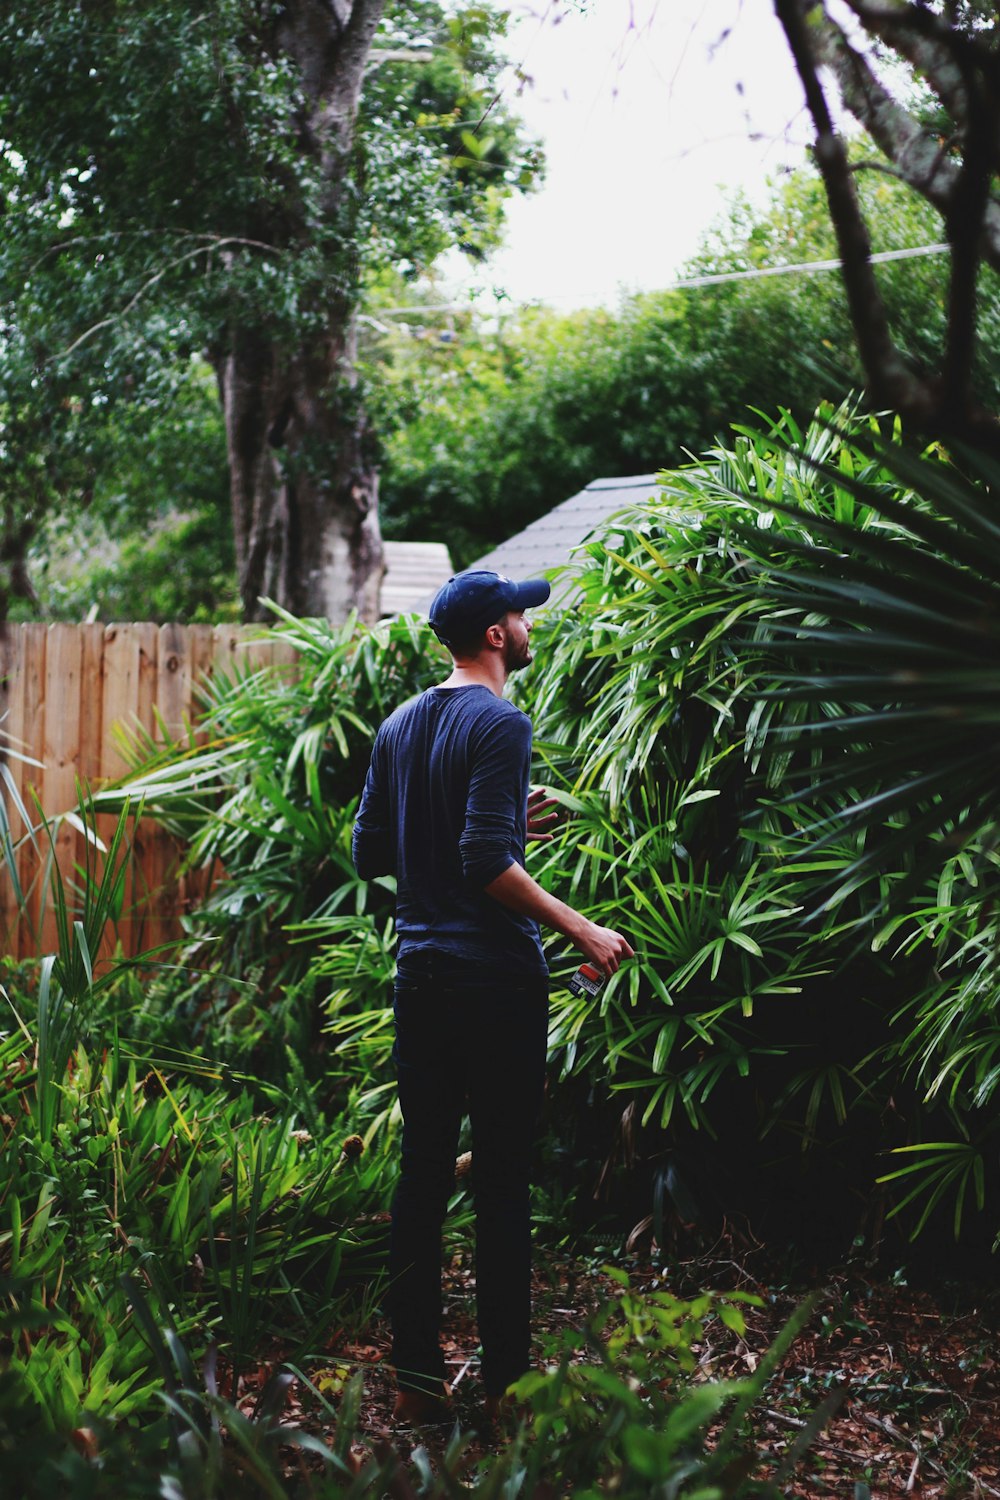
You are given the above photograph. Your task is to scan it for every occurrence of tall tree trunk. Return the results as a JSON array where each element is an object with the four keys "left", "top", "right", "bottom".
[
  {"left": 218, "top": 0, "right": 388, "bottom": 624},
  {"left": 221, "top": 316, "right": 384, "bottom": 623},
  {"left": 0, "top": 502, "right": 39, "bottom": 623}
]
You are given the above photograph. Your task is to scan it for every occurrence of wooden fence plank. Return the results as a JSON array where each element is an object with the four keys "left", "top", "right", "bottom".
[
  {"left": 175, "top": 624, "right": 222, "bottom": 923},
  {"left": 38, "top": 625, "right": 84, "bottom": 954},
  {"left": 101, "top": 624, "right": 142, "bottom": 782},
  {"left": 75, "top": 622, "right": 108, "bottom": 963},
  {"left": 0, "top": 623, "right": 20, "bottom": 957},
  {"left": 197, "top": 625, "right": 259, "bottom": 925},
  {"left": 78, "top": 623, "right": 106, "bottom": 791},
  {"left": 132, "top": 623, "right": 160, "bottom": 953},
  {"left": 0, "top": 623, "right": 12, "bottom": 750},
  {"left": 101, "top": 623, "right": 147, "bottom": 957},
  {"left": 121, "top": 623, "right": 159, "bottom": 954},
  {"left": 157, "top": 622, "right": 190, "bottom": 741},
  {"left": 212, "top": 623, "right": 248, "bottom": 690},
  {"left": 186, "top": 625, "right": 216, "bottom": 734},
  {"left": 14, "top": 626, "right": 48, "bottom": 960},
  {"left": 248, "top": 632, "right": 299, "bottom": 679},
  {"left": 145, "top": 623, "right": 192, "bottom": 953}
]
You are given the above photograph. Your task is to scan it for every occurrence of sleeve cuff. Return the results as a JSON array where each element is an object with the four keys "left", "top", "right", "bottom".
[{"left": 463, "top": 850, "right": 515, "bottom": 888}]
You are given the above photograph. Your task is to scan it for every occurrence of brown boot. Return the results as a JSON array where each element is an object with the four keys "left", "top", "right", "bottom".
[{"left": 392, "top": 1386, "right": 453, "bottom": 1427}]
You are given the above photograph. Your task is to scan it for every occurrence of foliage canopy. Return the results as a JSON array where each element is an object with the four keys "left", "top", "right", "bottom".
[
  {"left": 373, "top": 162, "right": 1000, "bottom": 566},
  {"left": 0, "top": 0, "right": 539, "bottom": 619}
]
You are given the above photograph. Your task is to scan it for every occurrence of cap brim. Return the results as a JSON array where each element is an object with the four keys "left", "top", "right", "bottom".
[{"left": 511, "top": 578, "right": 551, "bottom": 610}]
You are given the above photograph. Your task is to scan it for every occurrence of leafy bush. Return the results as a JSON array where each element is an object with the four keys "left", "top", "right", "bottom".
[
  {"left": 0, "top": 799, "right": 397, "bottom": 1449},
  {"left": 101, "top": 609, "right": 448, "bottom": 1098},
  {"left": 107, "top": 405, "right": 1000, "bottom": 1255},
  {"left": 35, "top": 505, "right": 241, "bottom": 625},
  {"left": 515, "top": 406, "right": 1000, "bottom": 1251}
]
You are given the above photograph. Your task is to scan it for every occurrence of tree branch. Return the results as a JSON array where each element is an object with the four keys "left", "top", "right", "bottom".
[
  {"left": 847, "top": 1, "right": 1000, "bottom": 121},
  {"left": 941, "top": 71, "right": 993, "bottom": 416},
  {"left": 836, "top": 2, "right": 1000, "bottom": 417},
  {"left": 29, "top": 228, "right": 278, "bottom": 277},
  {"left": 848, "top": 157, "right": 904, "bottom": 182},
  {"left": 59, "top": 237, "right": 280, "bottom": 359},
  {"left": 843, "top": 0, "right": 972, "bottom": 131},
  {"left": 276, "top": 0, "right": 386, "bottom": 125},
  {"left": 780, "top": 0, "right": 1000, "bottom": 452},
  {"left": 275, "top": 0, "right": 387, "bottom": 208},
  {"left": 802, "top": 1, "right": 1000, "bottom": 271},
  {"left": 773, "top": 0, "right": 917, "bottom": 411},
  {"left": 319, "top": 0, "right": 387, "bottom": 141}
]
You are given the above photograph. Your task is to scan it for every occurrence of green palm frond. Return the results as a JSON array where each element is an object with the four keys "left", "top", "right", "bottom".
[{"left": 715, "top": 428, "right": 1000, "bottom": 914}]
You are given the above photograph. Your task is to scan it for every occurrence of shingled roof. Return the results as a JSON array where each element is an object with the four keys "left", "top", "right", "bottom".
[
  {"left": 394, "top": 474, "right": 663, "bottom": 618},
  {"left": 466, "top": 474, "right": 660, "bottom": 595}
]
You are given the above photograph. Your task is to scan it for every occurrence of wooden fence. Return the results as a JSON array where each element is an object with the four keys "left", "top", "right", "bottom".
[{"left": 0, "top": 622, "right": 298, "bottom": 962}]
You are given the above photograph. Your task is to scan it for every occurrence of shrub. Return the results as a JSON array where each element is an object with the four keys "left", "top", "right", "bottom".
[{"left": 108, "top": 406, "right": 1000, "bottom": 1255}]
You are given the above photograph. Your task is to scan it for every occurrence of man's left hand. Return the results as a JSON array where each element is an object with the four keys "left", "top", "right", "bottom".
[{"left": 526, "top": 788, "right": 560, "bottom": 843}]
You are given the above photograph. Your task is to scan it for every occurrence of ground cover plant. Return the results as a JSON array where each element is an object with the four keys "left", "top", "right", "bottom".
[
  {"left": 0, "top": 800, "right": 399, "bottom": 1483},
  {"left": 0, "top": 840, "right": 852, "bottom": 1495},
  {"left": 0, "top": 757, "right": 848, "bottom": 1497}
]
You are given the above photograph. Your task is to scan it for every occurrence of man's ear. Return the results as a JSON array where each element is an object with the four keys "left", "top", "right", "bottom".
[{"left": 484, "top": 619, "right": 506, "bottom": 649}]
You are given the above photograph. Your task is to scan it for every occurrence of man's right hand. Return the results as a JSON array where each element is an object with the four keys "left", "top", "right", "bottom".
[
  {"left": 578, "top": 922, "right": 634, "bottom": 978},
  {"left": 482, "top": 863, "right": 635, "bottom": 978}
]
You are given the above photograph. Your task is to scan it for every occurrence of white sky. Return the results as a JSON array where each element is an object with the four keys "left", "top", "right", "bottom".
[{"left": 441, "top": 0, "right": 812, "bottom": 310}]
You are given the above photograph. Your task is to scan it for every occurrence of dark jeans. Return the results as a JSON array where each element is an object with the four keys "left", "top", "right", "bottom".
[{"left": 388, "top": 960, "right": 549, "bottom": 1397}]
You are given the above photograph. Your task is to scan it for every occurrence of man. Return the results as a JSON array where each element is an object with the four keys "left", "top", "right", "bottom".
[{"left": 352, "top": 569, "right": 633, "bottom": 1425}]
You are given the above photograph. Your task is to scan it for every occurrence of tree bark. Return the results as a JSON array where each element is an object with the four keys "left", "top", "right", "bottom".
[
  {"left": 0, "top": 504, "right": 39, "bottom": 622},
  {"left": 0, "top": 420, "right": 43, "bottom": 621},
  {"left": 220, "top": 0, "right": 387, "bottom": 624},
  {"left": 220, "top": 318, "right": 383, "bottom": 623}
]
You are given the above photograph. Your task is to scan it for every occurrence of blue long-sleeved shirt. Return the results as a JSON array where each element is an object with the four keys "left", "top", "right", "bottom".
[{"left": 352, "top": 684, "right": 547, "bottom": 977}]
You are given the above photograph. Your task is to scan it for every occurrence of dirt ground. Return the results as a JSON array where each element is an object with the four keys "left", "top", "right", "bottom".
[{"left": 263, "top": 1244, "right": 1000, "bottom": 1497}]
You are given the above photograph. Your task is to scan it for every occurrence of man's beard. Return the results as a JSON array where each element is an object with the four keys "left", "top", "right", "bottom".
[{"left": 504, "top": 636, "right": 532, "bottom": 672}]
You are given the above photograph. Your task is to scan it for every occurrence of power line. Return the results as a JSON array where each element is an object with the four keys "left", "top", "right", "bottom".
[
  {"left": 372, "top": 241, "right": 953, "bottom": 317},
  {"left": 670, "top": 241, "right": 950, "bottom": 290}
]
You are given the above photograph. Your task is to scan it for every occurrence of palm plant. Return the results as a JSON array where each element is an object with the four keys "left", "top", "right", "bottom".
[
  {"left": 99, "top": 422, "right": 1000, "bottom": 1247},
  {"left": 2, "top": 1273, "right": 839, "bottom": 1500},
  {"left": 728, "top": 424, "right": 1000, "bottom": 911},
  {"left": 97, "top": 608, "right": 447, "bottom": 1088},
  {"left": 711, "top": 415, "right": 1000, "bottom": 1245},
  {"left": 511, "top": 404, "right": 998, "bottom": 1247}
]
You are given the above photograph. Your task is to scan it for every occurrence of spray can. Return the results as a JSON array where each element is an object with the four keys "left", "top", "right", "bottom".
[{"left": 568, "top": 962, "right": 605, "bottom": 999}]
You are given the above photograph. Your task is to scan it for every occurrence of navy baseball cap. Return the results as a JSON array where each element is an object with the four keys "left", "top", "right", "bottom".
[{"left": 428, "top": 569, "right": 551, "bottom": 648}]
